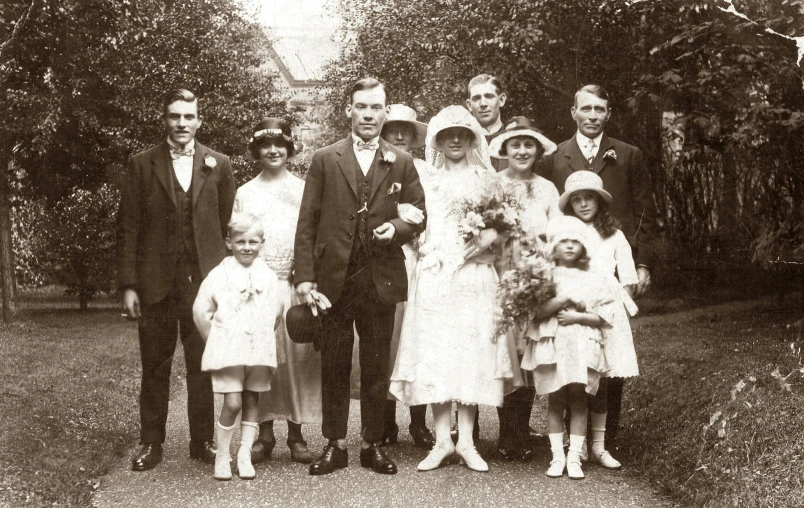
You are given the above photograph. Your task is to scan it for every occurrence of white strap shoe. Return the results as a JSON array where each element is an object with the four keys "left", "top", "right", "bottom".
[
  {"left": 545, "top": 454, "right": 565, "bottom": 478},
  {"left": 417, "top": 442, "right": 456, "bottom": 471},
  {"left": 237, "top": 446, "right": 256, "bottom": 479},
  {"left": 214, "top": 456, "right": 232, "bottom": 481},
  {"left": 566, "top": 452, "right": 585, "bottom": 480},
  {"left": 591, "top": 449, "right": 622, "bottom": 470},
  {"left": 455, "top": 442, "right": 488, "bottom": 472}
]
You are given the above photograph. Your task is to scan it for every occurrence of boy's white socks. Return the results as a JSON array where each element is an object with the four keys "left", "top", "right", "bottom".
[
  {"left": 568, "top": 434, "right": 585, "bottom": 456},
  {"left": 214, "top": 421, "right": 236, "bottom": 480},
  {"left": 237, "top": 421, "right": 259, "bottom": 479}
]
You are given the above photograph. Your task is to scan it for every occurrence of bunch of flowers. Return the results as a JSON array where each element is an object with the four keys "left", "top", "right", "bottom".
[
  {"left": 494, "top": 248, "right": 556, "bottom": 338},
  {"left": 455, "top": 178, "right": 523, "bottom": 242}
]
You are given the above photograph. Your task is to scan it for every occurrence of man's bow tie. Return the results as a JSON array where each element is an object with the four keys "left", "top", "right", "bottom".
[
  {"left": 170, "top": 148, "right": 194, "bottom": 160},
  {"left": 356, "top": 140, "right": 378, "bottom": 151}
]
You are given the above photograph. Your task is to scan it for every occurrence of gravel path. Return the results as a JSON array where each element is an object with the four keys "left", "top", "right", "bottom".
[{"left": 94, "top": 377, "right": 676, "bottom": 507}]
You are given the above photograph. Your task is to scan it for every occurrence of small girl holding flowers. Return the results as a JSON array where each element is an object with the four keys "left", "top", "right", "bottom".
[
  {"left": 193, "top": 213, "right": 282, "bottom": 481},
  {"left": 520, "top": 215, "right": 617, "bottom": 480}
]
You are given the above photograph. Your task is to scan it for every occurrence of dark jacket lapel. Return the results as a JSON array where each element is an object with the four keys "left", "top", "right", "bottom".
[
  {"left": 369, "top": 141, "right": 393, "bottom": 204},
  {"left": 192, "top": 141, "right": 210, "bottom": 208},
  {"left": 335, "top": 137, "right": 359, "bottom": 198},
  {"left": 152, "top": 141, "right": 177, "bottom": 207},
  {"left": 593, "top": 134, "right": 615, "bottom": 174},
  {"left": 564, "top": 136, "right": 589, "bottom": 173}
]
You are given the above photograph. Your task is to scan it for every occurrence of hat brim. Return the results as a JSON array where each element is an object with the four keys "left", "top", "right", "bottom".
[
  {"left": 427, "top": 125, "right": 484, "bottom": 151},
  {"left": 285, "top": 304, "right": 323, "bottom": 345},
  {"left": 558, "top": 187, "right": 613, "bottom": 212},
  {"left": 488, "top": 128, "right": 557, "bottom": 159},
  {"left": 382, "top": 120, "right": 429, "bottom": 150}
]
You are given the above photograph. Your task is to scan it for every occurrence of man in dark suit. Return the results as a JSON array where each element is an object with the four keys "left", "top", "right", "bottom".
[
  {"left": 118, "top": 88, "right": 235, "bottom": 471},
  {"left": 466, "top": 73, "right": 508, "bottom": 172},
  {"left": 538, "top": 83, "right": 657, "bottom": 453},
  {"left": 294, "top": 77, "right": 426, "bottom": 476}
]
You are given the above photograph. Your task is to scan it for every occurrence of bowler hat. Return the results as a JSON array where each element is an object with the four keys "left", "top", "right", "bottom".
[{"left": 286, "top": 303, "right": 324, "bottom": 349}]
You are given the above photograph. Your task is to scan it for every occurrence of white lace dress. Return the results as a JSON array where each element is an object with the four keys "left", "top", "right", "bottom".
[
  {"left": 234, "top": 173, "right": 322, "bottom": 424},
  {"left": 389, "top": 164, "right": 515, "bottom": 407}
]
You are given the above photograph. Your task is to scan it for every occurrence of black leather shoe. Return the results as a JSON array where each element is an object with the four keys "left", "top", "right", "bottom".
[
  {"left": 309, "top": 443, "right": 348, "bottom": 475},
  {"left": 380, "top": 423, "right": 399, "bottom": 446},
  {"left": 132, "top": 443, "right": 163, "bottom": 471},
  {"left": 496, "top": 447, "right": 516, "bottom": 461},
  {"left": 409, "top": 424, "right": 435, "bottom": 450},
  {"left": 251, "top": 436, "right": 276, "bottom": 464},
  {"left": 360, "top": 444, "right": 397, "bottom": 475},
  {"left": 189, "top": 440, "right": 216, "bottom": 464},
  {"left": 517, "top": 448, "right": 534, "bottom": 462}
]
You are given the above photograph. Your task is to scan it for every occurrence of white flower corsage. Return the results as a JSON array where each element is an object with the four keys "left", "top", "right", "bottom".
[
  {"left": 382, "top": 150, "right": 397, "bottom": 164},
  {"left": 603, "top": 148, "right": 617, "bottom": 162},
  {"left": 204, "top": 155, "right": 217, "bottom": 168}
]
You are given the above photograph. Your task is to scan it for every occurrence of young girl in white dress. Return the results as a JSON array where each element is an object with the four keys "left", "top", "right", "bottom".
[
  {"left": 559, "top": 170, "right": 639, "bottom": 470},
  {"left": 192, "top": 213, "right": 281, "bottom": 481},
  {"left": 389, "top": 105, "right": 516, "bottom": 472},
  {"left": 520, "top": 215, "right": 616, "bottom": 480}
]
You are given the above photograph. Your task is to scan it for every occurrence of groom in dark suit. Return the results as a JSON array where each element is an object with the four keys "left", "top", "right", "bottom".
[
  {"left": 294, "top": 77, "right": 426, "bottom": 476},
  {"left": 118, "top": 88, "right": 235, "bottom": 471}
]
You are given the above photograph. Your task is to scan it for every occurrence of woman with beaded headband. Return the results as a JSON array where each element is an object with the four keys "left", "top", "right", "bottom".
[
  {"left": 389, "top": 105, "right": 516, "bottom": 473},
  {"left": 233, "top": 118, "right": 322, "bottom": 465}
]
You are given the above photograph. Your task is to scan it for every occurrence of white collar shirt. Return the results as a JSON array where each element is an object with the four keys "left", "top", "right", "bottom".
[
  {"left": 576, "top": 131, "right": 604, "bottom": 162},
  {"left": 352, "top": 133, "right": 379, "bottom": 176},
  {"left": 166, "top": 138, "right": 195, "bottom": 192}
]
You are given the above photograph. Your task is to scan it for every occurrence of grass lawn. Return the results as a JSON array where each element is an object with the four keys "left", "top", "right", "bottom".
[
  {"left": 0, "top": 300, "right": 185, "bottom": 507},
  {"left": 621, "top": 300, "right": 804, "bottom": 507}
]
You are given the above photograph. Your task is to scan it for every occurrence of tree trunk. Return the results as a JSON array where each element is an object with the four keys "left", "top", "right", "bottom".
[{"left": 0, "top": 155, "right": 17, "bottom": 322}]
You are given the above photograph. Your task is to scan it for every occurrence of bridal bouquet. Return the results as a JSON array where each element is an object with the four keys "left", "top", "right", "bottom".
[
  {"left": 494, "top": 249, "right": 556, "bottom": 337},
  {"left": 455, "top": 178, "right": 523, "bottom": 242}
]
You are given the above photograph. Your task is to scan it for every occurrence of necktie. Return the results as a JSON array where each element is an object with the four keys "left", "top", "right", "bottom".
[
  {"left": 356, "top": 140, "right": 378, "bottom": 151},
  {"left": 170, "top": 147, "right": 194, "bottom": 160},
  {"left": 586, "top": 140, "right": 596, "bottom": 165}
]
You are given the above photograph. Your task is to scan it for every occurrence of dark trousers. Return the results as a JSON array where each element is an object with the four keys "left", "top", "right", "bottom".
[
  {"left": 320, "top": 257, "right": 395, "bottom": 443},
  {"left": 605, "top": 377, "right": 625, "bottom": 445},
  {"left": 138, "top": 282, "right": 213, "bottom": 444}
]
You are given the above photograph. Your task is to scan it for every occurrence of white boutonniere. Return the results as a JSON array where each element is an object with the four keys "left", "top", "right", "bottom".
[
  {"left": 603, "top": 148, "right": 617, "bottom": 162},
  {"left": 387, "top": 182, "right": 402, "bottom": 195},
  {"left": 382, "top": 150, "right": 396, "bottom": 164},
  {"left": 204, "top": 155, "right": 217, "bottom": 169}
]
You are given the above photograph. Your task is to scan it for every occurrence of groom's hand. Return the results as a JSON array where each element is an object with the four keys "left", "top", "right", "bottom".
[
  {"left": 122, "top": 288, "right": 140, "bottom": 320},
  {"left": 295, "top": 282, "right": 317, "bottom": 306},
  {"left": 372, "top": 222, "right": 396, "bottom": 245}
]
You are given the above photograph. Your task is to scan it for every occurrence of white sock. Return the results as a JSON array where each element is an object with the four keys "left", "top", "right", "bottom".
[
  {"left": 216, "top": 421, "right": 236, "bottom": 460},
  {"left": 590, "top": 412, "right": 607, "bottom": 455},
  {"left": 549, "top": 433, "right": 564, "bottom": 460},
  {"left": 239, "top": 422, "right": 259, "bottom": 457},
  {"left": 568, "top": 434, "right": 585, "bottom": 456}
]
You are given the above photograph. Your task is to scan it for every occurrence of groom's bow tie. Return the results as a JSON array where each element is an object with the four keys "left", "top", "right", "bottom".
[
  {"left": 356, "top": 140, "right": 378, "bottom": 151},
  {"left": 170, "top": 147, "right": 194, "bottom": 159}
]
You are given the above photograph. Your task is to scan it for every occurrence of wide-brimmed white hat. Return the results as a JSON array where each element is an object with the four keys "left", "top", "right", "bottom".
[
  {"left": 426, "top": 105, "right": 486, "bottom": 151},
  {"left": 382, "top": 104, "right": 428, "bottom": 150},
  {"left": 545, "top": 215, "right": 595, "bottom": 256},
  {"left": 558, "top": 170, "right": 613, "bottom": 212},
  {"left": 488, "top": 116, "right": 557, "bottom": 159}
]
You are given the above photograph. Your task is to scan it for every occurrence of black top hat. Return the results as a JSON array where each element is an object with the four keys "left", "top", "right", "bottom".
[{"left": 286, "top": 303, "right": 324, "bottom": 350}]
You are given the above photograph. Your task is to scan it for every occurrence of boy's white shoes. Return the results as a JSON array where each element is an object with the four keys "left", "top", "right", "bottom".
[
  {"left": 237, "top": 447, "right": 256, "bottom": 480},
  {"left": 591, "top": 449, "right": 622, "bottom": 469},
  {"left": 545, "top": 454, "right": 566, "bottom": 478},
  {"left": 566, "top": 452, "right": 585, "bottom": 480},
  {"left": 214, "top": 456, "right": 232, "bottom": 481}
]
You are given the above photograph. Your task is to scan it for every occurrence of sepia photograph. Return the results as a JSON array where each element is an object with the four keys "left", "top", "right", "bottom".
[{"left": 0, "top": 0, "right": 802, "bottom": 506}]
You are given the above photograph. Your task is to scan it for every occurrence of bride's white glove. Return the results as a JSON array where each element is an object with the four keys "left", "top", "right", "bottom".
[{"left": 397, "top": 203, "right": 424, "bottom": 225}]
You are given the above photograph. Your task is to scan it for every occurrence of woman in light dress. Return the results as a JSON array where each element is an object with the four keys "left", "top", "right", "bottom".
[
  {"left": 389, "top": 105, "right": 516, "bottom": 472},
  {"left": 487, "top": 117, "right": 559, "bottom": 462},
  {"left": 234, "top": 118, "right": 322, "bottom": 464}
]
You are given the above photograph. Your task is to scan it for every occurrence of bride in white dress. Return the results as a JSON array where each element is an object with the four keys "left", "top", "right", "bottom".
[{"left": 389, "top": 106, "right": 515, "bottom": 472}]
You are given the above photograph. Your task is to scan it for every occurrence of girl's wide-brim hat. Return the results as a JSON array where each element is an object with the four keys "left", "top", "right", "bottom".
[
  {"left": 488, "top": 116, "right": 557, "bottom": 159},
  {"left": 558, "top": 170, "right": 613, "bottom": 212},
  {"left": 545, "top": 215, "right": 595, "bottom": 255},
  {"left": 383, "top": 104, "right": 428, "bottom": 150},
  {"left": 427, "top": 105, "right": 486, "bottom": 151}
]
